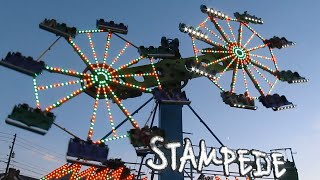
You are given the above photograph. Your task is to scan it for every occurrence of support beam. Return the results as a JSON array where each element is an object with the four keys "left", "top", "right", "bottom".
[{"left": 158, "top": 103, "right": 184, "bottom": 180}]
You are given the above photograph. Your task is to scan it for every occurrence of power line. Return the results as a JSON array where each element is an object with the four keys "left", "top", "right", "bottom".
[
  {"left": 11, "top": 161, "right": 50, "bottom": 174},
  {"left": 0, "top": 139, "right": 11, "bottom": 144},
  {"left": 11, "top": 160, "right": 51, "bottom": 174},
  {"left": 13, "top": 138, "right": 64, "bottom": 159},
  {"left": 9, "top": 163, "right": 44, "bottom": 177},
  {"left": 15, "top": 139, "right": 65, "bottom": 159},
  {"left": 1, "top": 135, "right": 66, "bottom": 166},
  {"left": 14, "top": 143, "right": 64, "bottom": 163},
  {"left": 15, "top": 140, "right": 65, "bottom": 160},
  {"left": 0, "top": 132, "right": 14, "bottom": 136},
  {"left": 16, "top": 136, "right": 66, "bottom": 158},
  {"left": 0, "top": 160, "right": 7, "bottom": 164},
  {"left": 1, "top": 132, "right": 65, "bottom": 159},
  {"left": 14, "top": 142, "right": 65, "bottom": 162},
  {"left": 0, "top": 135, "right": 12, "bottom": 139}
]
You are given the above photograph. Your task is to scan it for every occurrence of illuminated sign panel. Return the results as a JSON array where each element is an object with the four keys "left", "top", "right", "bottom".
[{"left": 146, "top": 136, "right": 287, "bottom": 178}]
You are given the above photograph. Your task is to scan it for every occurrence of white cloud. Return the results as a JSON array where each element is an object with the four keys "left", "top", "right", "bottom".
[{"left": 42, "top": 154, "right": 60, "bottom": 163}]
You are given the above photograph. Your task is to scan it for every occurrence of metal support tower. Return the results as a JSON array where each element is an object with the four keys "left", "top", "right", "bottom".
[{"left": 158, "top": 103, "right": 184, "bottom": 180}]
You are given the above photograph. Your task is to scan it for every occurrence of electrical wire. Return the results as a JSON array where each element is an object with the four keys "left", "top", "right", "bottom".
[
  {"left": 0, "top": 135, "right": 12, "bottom": 139},
  {"left": 16, "top": 136, "right": 65, "bottom": 158},
  {"left": 15, "top": 139, "right": 65, "bottom": 159},
  {"left": 12, "top": 160, "right": 51, "bottom": 174},
  {"left": 0, "top": 139, "right": 11, "bottom": 144},
  {"left": 0, "top": 134, "right": 65, "bottom": 163},
  {"left": 14, "top": 141, "right": 65, "bottom": 161},
  {"left": 11, "top": 162, "right": 50, "bottom": 175},
  {"left": 0, "top": 132, "right": 13, "bottom": 136},
  {"left": 9, "top": 163, "right": 44, "bottom": 177},
  {"left": 13, "top": 143, "right": 64, "bottom": 163}
]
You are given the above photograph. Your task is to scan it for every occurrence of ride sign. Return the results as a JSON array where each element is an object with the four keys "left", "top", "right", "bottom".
[{"left": 146, "top": 136, "right": 287, "bottom": 179}]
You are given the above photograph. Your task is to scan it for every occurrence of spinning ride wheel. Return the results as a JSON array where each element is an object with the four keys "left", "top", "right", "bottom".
[
  {"left": 1, "top": 19, "right": 162, "bottom": 144},
  {"left": 180, "top": 5, "right": 307, "bottom": 110}
]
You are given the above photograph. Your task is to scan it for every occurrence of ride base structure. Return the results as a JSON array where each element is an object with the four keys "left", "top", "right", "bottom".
[{"left": 0, "top": 4, "right": 307, "bottom": 180}]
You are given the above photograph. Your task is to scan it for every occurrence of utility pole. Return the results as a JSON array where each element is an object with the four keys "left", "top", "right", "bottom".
[{"left": 5, "top": 133, "right": 16, "bottom": 175}]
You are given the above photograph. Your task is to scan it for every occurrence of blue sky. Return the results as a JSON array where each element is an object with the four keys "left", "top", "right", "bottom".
[{"left": 0, "top": 0, "right": 319, "bottom": 179}]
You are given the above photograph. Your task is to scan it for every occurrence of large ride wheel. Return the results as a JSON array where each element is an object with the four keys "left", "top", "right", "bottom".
[
  {"left": 180, "top": 5, "right": 307, "bottom": 110},
  {"left": 185, "top": 6, "right": 278, "bottom": 97},
  {"left": 1, "top": 19, "right": 162, "bottom": 144}
]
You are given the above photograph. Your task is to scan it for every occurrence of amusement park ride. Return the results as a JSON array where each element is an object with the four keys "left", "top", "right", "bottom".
[{"left": 0, "top": 4, "right": 307, "bottom": 180}]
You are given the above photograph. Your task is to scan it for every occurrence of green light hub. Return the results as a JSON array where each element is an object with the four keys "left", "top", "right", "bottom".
[
  {"left": 92, "top": 69, "right": 112, "bottom": 86},
  {"left": 232, "top": 46, "right": 247, "bottom": 60}
]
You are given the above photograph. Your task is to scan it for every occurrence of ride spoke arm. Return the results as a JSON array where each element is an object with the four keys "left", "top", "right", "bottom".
[
  {"left": 103, "top": 32, "right": 112, "bottom": 65},
  {"left": 45, "top": 83, "right": 93, "bottom": 112},
  {"left": 251, "top": 64, "right": 273, "bottom": 87},
  {"left": 227, "top": 20, "right": 237, "bottom": 42},
  {"left": 37, "top": 80, "right": 84, "bottom": 91},
  {"left": 203, "top": 26, "right": 227, "bottom": 44},
  {"left": 211, "top": 18, "right": 231, "bottom": 43},
  {"left": 244, "top": 65, "right": 265, "bottom": 96},
  {"left": 195, "top": 35, "right": 227, "bottom": 49},
  {"left": 237, "top": 23, "right": 243, "bottom": 45},
  {"left": 230, "top": 60, "right": 240, "bottom": 93},
  {"left": 243, "top": 23, "right": 265, "bottom": 41},
  {"left": 104, "top": 84, "right": 139, "bottom": 129},
  {"left": 45, "top": 65, "right": 89, "bottom": 78},
  {"left": 206, "top": 54, "right": 235, "bottom": 67},
  {"left": 149, "top": 58, "right": 162, "bottom": 89},
  {"left": 216, "top": 56, "right": 237, "bottom": 81},
  {"left": 66, "top": 38, "right": 94, "bottom": 71},
  {"left": 249, "top": 53, "right": 272, "bottom": 60},
  {"left": 196, "top": 17, "right": 210, "bottom": 30},
  {"left": 112, "top": 72, "right": 156, "bottom": 78},
  {"left": 268, "top": 79, "right": 278, "bottom": 95},
  {"left": 252, "top": 63, "right": 278, "bottom": 95},
  {"left": 86, "top": 33, "right": 98, "bottom": 64},
  {"left": 113, "top": 56, "right": 144, "bottom": 73},
  {"left": 247, "top": 43, "right": 269, "bottom": 52},
  {"left": 199, "top": 49, "right": 229, "bottom": 54},
  {"left": 250, "top": 60, "right": 276, "bottom": 75},
  {"left": 240, "top": 61, "right": 250, "bottom": 96},
  {"left": 87, "top": 86, "right": 101, "bottom": 140},
  {"left": 107, "top": 42, "right": 130, "bottom": 70},
  {"left": 243, "top": 32, "right": 256, "bottom": 48},
  {"left": 102, "top": 88, "right": 117, "bottom": 137},
  {"left": 109, "top": 78, "right": 152, "bottom": 92},
  {"left": 99, "top": 134, "right": 129, "bottom": 143},
  {"left": 191, "top": 37, "right": 199, "bottom": 63},
  {"left": 269, "top": 48, "right": 280, "bottom": 70},
  {"left": 208, "top": 77, "right": 225, "bottom": 91},
  {"left": 33, "top": 78, "right": 41, "bottom": 109}
]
